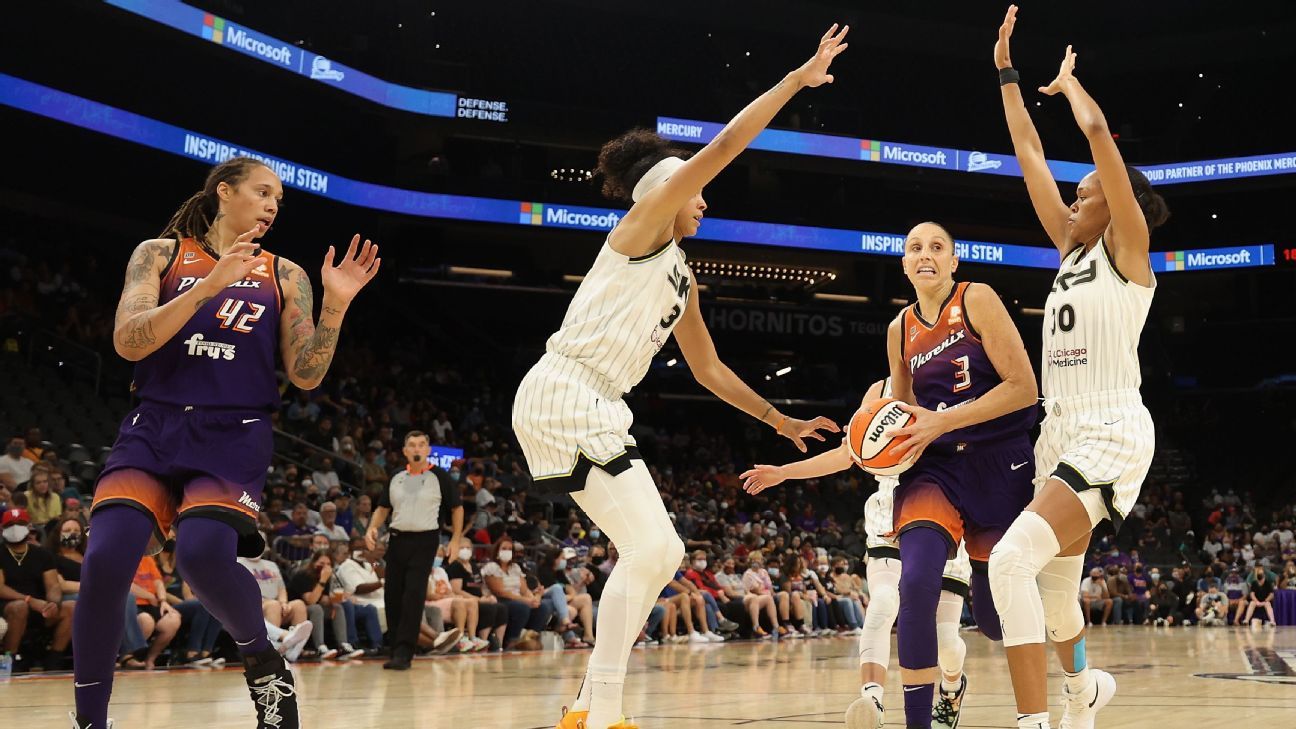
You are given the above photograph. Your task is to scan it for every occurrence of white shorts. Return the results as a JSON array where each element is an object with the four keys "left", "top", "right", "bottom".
[
  {"left": 1034, "top": 389, "right": 1155, "bottom": 531},
  {"left": 865, "top": 482, "right": 972, "bottom": 594},
  {"left": 512, "top": 352, "right": 639, "bottom": 493}
]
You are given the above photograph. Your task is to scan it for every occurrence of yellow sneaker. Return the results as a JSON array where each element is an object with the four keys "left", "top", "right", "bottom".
[
  {"left": 556, "top": 707, "right": 587, "bottom": 729},
  {"left": 605, "top": 720, "right": 638, "bottom": 729}
]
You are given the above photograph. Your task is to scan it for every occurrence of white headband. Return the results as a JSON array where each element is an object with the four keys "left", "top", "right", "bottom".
[{"left": 631, "top": 156, "right": 686, "bottom": 203}]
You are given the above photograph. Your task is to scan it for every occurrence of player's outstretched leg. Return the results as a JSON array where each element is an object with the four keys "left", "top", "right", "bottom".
[
  {"left": 931, "top": 591, "right": 968, "bottom": 729},
  {"left": 176, "top": 517, "right": 297, "bottom": 729},
  {"left": 846, "top": 556, "right": 900, "bottom": 729},
  {"left": 1040, "top": 553, "right": 1114, "bottom": 729}
]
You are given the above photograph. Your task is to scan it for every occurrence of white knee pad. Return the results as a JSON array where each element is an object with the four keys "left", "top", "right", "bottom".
[
  {"left": 1038, "top": 554, "right": 1085, "bottom": 642},
  {"left": 988, "top": 510, "right": 1061, "bottom": 647},
  {"left": 936, "top": 592, "right": 966, "bottom": 676},
  {"left": 859, "top": 580, "right": 899, "bottom": 667}
]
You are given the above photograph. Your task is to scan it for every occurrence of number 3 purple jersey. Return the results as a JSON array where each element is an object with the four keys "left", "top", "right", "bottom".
[
  {"left": 130, "top": 238, "right": 284, "bottom": 412},
  {"left": 900, "top": 282, "right": 1036, "bottom": 446}
]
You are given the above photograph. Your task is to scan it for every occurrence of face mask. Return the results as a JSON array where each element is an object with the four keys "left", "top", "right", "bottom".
[
  {"left": 3, "top": 524, "right": 29, "bottom": 543},
  {"left": 312, "top": 545, "right": 329, "bottom": 555},
  {"left": 61, "top": 532, "right": 83, "bottom": 548},
  {"left": 458, "top": 547, "right": 472, "bottom": 560},
  {"left": 433, "top": 556, "right": 443, "bottom": 569},
  {"left": 834, "top": 567, "right": 845, "bottom": 575},
  {"left": 1150, "top": 573, "right": 1160, "bottom": 582},
  {"left": 719, "top": 502, "right": 728, "bottom": 510},
  {"left": 817, "top": 565, "right": 828, "bottom": 573},
  {"left": 591, "top": 555, "right": 606, "bottom": 566},
  {"left": 767, "top": 567, "right": 780, "bottom": 578},
  {"left": 557, "top": 559, "right": 567, "bottom": 570},
  {"left": 499, "top": 549, "right": 513, "bottom": 563},
  {"left": 694, "top": 560, "right": 707, "bottom": 570},
  {"left": 590, "top": 530, "right": 601, "bottom": 540}
]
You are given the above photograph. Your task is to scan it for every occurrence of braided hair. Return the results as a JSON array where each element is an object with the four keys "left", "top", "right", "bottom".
[{"left": 160, "top": 156, "right": 268, "bottom": 243}]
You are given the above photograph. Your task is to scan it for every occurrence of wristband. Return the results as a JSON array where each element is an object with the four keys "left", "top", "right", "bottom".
[{"left": 998, "top": 67, "right": 1020, "bottom": 86}]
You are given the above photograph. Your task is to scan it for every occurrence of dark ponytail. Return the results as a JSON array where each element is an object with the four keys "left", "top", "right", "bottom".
[
  {"left": 596, "top": 128, "right": 691, "bottom": 203},
  {"left": 1126, "top": 165, "right": 1171, "bottom": 230},
  {"left": 160, "top": 156, "right": 267, "bottom": 242}
]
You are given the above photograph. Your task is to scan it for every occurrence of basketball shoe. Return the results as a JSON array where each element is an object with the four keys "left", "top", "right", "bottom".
[
  {"left": 243, "top": 647, "right": 300, "bottom": 729},
  {"left": 844, "top": 694, "right": 884, "bottom": 729},
  {"left": 68, "top": 711, "right": 113, "bottom": 728},
  {"left": 1058, "top": 669, "right": 1115, "bottom": 729},
  {"left": 932, "top": 673, "right": 967, "bottom": 729}
]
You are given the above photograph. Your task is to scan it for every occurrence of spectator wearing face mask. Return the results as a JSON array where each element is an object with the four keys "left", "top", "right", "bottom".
[
  {"left": 1196, "top": 583, "right": 1228, "bottom": 626},
  {"left": 683, "top": 550, "right": 742, "bottom": 634},
  {"left": 744, "top": 554, "right": 793, "bottom": 638},
  {"left": 1243, "top": 565, "right": 1276, "bottom": 625},
  {"left": 1147, "top": 581, "right": 1182, "bottom": 626},
  {"left": 1081, "top": 567, "right": 1114, "bottom": 626},
  {"left": 444, "top": 542, "right": 508, "bottom": 651},
  {"left": 1, "top": 508, "right": 72, "bottom": 670},
  {"left": 1129, "top": 564, "right": 1151, "bottom": 624},
  {"left": 537, "top": 547, "right": 594, "bottom": 648},
  {"left": 482, "top": 537, "right": 551, "bottom": 650},
  {"left": 1107, "top": 565, "right": 1134, "bottom": 625},
  {"left": 429, "top": 543, "right": 488, "bottom": 652},
  {"left": 1221, "top": 568, "right": 1248, "bottom": 624},
  {"left": 714, "top": 556, "right": 777, "bottom": 638}
]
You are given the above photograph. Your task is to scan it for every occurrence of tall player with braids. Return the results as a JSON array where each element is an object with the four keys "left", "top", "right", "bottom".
[
  {"left": 513, "top": 26, "right": 848, "bottom": 729},
  {"left": 988, "top": 8, "right": 1170, "bottom": 729},
  {"left": 741, "top": 376, "right": 977, "bottom": 729},
  {"left": 71, "top": 157, "right": 380, "bottom": 729}
]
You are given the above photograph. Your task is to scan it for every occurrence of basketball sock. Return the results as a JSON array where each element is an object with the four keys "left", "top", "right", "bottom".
[
  {"left": 571, "top": 671, "right": 593, "bottom": 712},
  {"left": 1016, "top": 711, "right": 1050, "bottom": 728},
  {"left": 73, "top": 505, "right": 155, "bottom": 729},
  {"left": 586, "top": 679, "right": 625, "bottom": 729},
  {"left": 1063, "top": 667, "right": 1091, "bottom": 697},
  {"left": 176, "top": 518, "right": 270, "bottom": 655},
  {"left": 862, "top": 681, "right": 884, "bottom": 702},
  {"left": 897, "top": 527, "right": 946, "bottom": 729}
]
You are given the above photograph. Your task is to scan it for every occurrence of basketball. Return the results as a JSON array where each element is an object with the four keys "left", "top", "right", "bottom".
[{"left": 846, "top": 397, "right": 916, "bottom": 476}]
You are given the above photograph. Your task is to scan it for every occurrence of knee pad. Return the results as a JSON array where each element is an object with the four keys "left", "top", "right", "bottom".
[
  {"left": 988, "top": 511, "right": 1060, "bottom": 647},
  {"left": 936, "top": 620, "right": 966, "bottom": 676},
  {"left": 858, "top": 582, "right": 897, "bottom": 668},
  {"left": 1038, "top": 555, "right": 1085, "bottom": 642}
]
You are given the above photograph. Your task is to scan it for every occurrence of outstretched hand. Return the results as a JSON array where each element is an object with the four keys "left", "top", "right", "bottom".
[
  {"left": 741, "top": 464, "right": 787, "bottom": 495},
  {"left": 1039, "top": 44, "right": 1078, "bottom": 96},
  {"left": 795, "top": 23, "right": 849, "bottom": 89},
  {"left": 777, "top": 415, "right": 840, "bottom": 453},
  {"left": 995, "top": 5, "right": 1018, "bottom": 69},
  {"left": 321, "top": 234, "right": 381, "bottom": 305}
]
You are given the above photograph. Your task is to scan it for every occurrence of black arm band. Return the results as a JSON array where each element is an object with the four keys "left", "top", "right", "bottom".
[{"left": 999, "top": 67, "right": 1021, "bottom": 86}]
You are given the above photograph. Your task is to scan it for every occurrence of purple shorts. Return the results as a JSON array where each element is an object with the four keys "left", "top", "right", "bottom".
[
  {"left": 894, "top": 435, "right": 1034, "bottom": 561},
  {"left": 92, "top": 402, "right": 271, "bottom": 556}
]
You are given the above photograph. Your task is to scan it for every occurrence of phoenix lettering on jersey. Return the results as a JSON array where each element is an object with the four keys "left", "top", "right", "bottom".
[
  {"left": 177, "top": 276, "right": 262, "bottom": 293},
  {"left": 1048, "top": 347, "right": 1088, "bottom": 368},
  {"left": 909, "top": 329, "right": 966, "bottom": 372},
  {"left": 183, "top": 333, "right": 237, "bottom": 360},
  {"left": 1051, "top": 259, "right": 1097, "bottom": 292}
]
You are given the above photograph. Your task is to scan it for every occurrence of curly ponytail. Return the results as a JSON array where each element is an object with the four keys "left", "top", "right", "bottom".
[
  {"left": 596, "top": 128, "right": 691, "bottom": 204},
  {"left": 1126, "top": 165, "right": 1171, "bottom": 230},
  {"left": 160, "top": 156, "right": 267, "bottom": 241}
]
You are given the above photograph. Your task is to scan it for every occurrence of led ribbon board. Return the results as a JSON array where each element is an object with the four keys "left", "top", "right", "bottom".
[
  {"left": 657, "top": 117, "right": 1296, "bottom": 186},
  {"left": 104, "top": 0, "right": 457, "bottom": 118},
  {"left": 0, "top": 73, "right": 1270, "bottom": 272}
]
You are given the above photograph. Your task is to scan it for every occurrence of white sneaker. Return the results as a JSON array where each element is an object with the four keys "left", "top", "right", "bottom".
[
  {"left": 338, "top": 643, "right": 365, "bottom": 660},
  {"left": 471, "top": 637, "right": 489, "bottom": 652},
  {"left": 1059, "top": 669, "right": 1116, "bottom": 729},
  {"left": 281, "top": 622, "right": 312, "bottom": 662},
  {"left": 687, "top": 631, "right": 708, "bottom": 644},
  {"left": 210, "top": 657, "right": 226, "bottom": 668},
  {"left": 318, "top": 645, "right": 339, "bottom": 660},
  {"left": 704, "top": 631, "right": 725, "bottom": 643},
  {"left": 669, "top": 634, "right": 688, "bottom": 644},
  {"left": 69, "top": 711, "right": 114, "bottom": 729},
  {"left": 844, "top": 695, "right": 884, "bottom": 729}
]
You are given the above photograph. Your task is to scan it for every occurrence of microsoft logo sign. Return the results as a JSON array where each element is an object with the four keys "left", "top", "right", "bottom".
[
  {"left": 520, "top": 202, "right": 544, "bottom": 225},
  {"left": 201, "top": 13, "right": 226, "bottom": 44},
  {"left": 859, "top": 139, "right": 881, "bottom": 162},
  {"left": 1163, "top": 251, "right": 1185, "bottom": 271}
]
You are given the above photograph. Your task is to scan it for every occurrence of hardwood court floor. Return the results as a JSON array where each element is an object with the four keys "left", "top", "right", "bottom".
[{"left": 3, "top": 626, "right": 1294, "bottom": 727}]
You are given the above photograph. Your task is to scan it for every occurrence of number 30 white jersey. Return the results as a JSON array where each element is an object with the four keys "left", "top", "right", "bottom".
[{"left": 1041, "top": 239, "right": 1155, "bottom": 400}]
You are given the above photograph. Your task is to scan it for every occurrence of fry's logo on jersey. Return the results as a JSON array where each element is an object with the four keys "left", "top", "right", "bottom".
[
  {"left": 909, "top": 330, "right": 966, "bottom": 372},
  {"left": 178, "top": 276, "right": 262, "bottom": 292},
  {"left": 183, "top": 333, "right": 237, "bottom": 360},
  {"left": 948, "top": 305, "right": 962, "bottom": 326}
]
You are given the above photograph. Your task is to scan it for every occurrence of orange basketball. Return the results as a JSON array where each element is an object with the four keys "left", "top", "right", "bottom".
[{"left": 846, "top": 397, "right": 916, "bottom": 476}]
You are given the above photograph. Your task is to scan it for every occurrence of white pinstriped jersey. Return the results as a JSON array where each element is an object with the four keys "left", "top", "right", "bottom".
[
  {"left": 545, "top": 238, "right": 691, "bottom": 396},
  {"left": 1041, "top": 239, "right": 1155, "bottom": 400}
]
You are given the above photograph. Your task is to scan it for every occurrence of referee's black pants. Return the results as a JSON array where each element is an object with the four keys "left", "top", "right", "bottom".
[{"left": 384, "top": 529, "right": 437, "bottom": 657}]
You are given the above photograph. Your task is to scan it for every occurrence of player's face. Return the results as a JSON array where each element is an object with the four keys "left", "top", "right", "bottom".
[
  {"left": 901, "top": 223, "right": 957, "bottom": 290},
  {"left": 216, "top": 164, "right": 283, "bottom": 241},
  {"left": 1067, "top": 172, "right": 1110, "bottom": 245},
  {"left": 673, "top": 192, "right": 707, "bottom": 239}
]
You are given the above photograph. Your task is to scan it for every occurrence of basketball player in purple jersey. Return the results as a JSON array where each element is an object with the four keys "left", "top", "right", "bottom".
[
  {"left": 882, "top": 222, "right": 1038, "bottom": 729},
  {"left": 71, "top": 157, "right": 380, "bottom": 729}
]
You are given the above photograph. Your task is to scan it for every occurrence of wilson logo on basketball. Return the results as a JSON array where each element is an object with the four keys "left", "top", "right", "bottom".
[{"left": 867, "top": 408, "right": 906, "bottom": 443}]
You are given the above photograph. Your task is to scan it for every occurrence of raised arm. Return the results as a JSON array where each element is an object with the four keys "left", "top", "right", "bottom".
[
  {"left": 278, "top": 234, "right": 380, "bottom": 391},
  {"left": 113, "top": 231, "right": 263, "bottom": 361},
  {"left": 674, "top": 284, "right": 838, "bottom": 453},
  {"left": 1038, "top": 46, "right": 1152, "bottom": 283},
  {"left": 609, "top": 24, "right": 849, "bottom": 257},
  {"left": 995, "top": 5, "right": 1071, "bottom": 251}
]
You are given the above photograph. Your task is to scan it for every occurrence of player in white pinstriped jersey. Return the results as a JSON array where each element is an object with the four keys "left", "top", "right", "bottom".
[
  {"left": 987, "top": 8, "right": 1172, "bottom": 729},
  {"left": 513, "top": 25, "right": 848, "bottom": 729}
]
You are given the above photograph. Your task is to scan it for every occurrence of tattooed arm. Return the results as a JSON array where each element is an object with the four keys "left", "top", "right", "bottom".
[
  {"left": 113, "top": 232, "right": 266, "bottom": 362},
  {"left": 278, "top": 235, "right": 380, "bottom": 390}
]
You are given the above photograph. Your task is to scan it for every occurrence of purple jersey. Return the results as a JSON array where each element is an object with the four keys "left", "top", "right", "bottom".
[
  {"left": 900, "top": 282, "right": 1035, "bottom": 446},
  {"left": 131, "top": 238, "right": 283, "bottom": 412}
]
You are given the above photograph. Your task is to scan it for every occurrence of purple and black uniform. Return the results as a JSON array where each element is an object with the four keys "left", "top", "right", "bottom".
[{"left": 93, "top": 237, "right": 283, "bottom": 555}]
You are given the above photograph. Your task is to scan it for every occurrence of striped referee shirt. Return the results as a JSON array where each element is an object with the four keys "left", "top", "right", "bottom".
[{"left": 378, "top": 465, "right": 461, "bottom": 533}]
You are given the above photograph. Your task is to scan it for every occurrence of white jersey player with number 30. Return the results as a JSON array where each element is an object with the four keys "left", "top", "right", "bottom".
[
  {"left": 513, "top": 26, "right": 848, "bottom": 729},
  {"left": 989, "top": 9, "right": 1173, "bottom": 729}
]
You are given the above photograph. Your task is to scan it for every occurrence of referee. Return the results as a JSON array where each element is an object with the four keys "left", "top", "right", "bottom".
[{"left": 365, "top": 430, "right": 463, "bottom": 670}]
